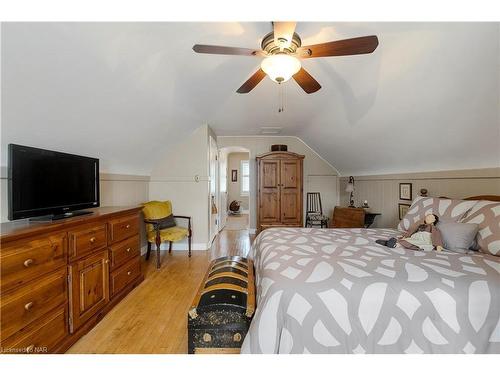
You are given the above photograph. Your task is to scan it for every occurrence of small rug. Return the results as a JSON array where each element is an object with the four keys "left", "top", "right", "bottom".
[{"left": 224, "top": 214, "right": 249, "bottom": 231}]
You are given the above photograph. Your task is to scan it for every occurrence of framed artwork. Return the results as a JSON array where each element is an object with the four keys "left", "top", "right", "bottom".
[
  {"left": 231, "top": 169, "right": 237, "bottom": 182},
  {"left": 399, "top": 203, "right": 411, "bottom": 220},
  {"left": 399, "top": 183, "right": 413, "bottom": 201}
]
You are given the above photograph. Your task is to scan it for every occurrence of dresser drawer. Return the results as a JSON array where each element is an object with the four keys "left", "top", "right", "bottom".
[
  {"left": 109, "top": 235, "right": 140, "bottom": 270},
  {"left": 1, "top": 306, "right": 68, "bottom": 354},
  {"left": 108, "top": 214, "right": 139, "bottom": 244},
  {"left": 0, "top": 233, "right": 67, "bottom": 291},
  {"left": 69, "top": 223, "right": 107, "bottom": 260},
  {"left": 110, "top": 257, "right": 141, "bottom": 297},
  {"left": 1, "top": 267, "right": 67, "bottom": 340}
]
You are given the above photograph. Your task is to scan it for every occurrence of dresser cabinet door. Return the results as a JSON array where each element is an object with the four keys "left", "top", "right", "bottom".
[
  {"left": 68, "top": 250, "right": 109, "bottom": 333},
  {"left": 280, "top": 159, "right": 302, "bottom": 224},
  {"left": 258, "top": 160, "right": 281, "bottom": 224}
]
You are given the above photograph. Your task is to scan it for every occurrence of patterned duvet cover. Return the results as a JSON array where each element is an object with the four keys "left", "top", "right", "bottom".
[{"left": 241, "top": 227, "right": 500, "bottom": 353}]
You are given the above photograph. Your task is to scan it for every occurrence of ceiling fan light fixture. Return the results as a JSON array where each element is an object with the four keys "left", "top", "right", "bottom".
[{"left": 260, "top": 54, "right": 301, "bottom": 83}]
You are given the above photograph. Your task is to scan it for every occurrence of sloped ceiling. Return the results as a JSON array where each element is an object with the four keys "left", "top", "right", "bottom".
[{"left": 1, "top": 22, "right": 499, "bottom": 175}]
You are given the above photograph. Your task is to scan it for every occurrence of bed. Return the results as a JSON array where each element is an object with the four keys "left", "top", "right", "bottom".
[{"left": 241, "top": 198, "right": 500, "bottom": 354}]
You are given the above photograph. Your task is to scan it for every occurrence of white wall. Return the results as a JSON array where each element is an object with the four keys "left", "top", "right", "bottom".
[
  {"left": 148, "top": 124, "right": 212, "bottom": 250},
  {"left": 217, "top": 136, "right": 339, "bottom": 231},
  {"left": 227, "top": 152, "right": 250, "bottom": 211},
  {"left": 339, "top": 168, "right": 500, "bottom": 229}
]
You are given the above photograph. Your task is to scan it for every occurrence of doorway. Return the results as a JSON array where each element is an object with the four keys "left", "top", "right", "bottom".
[{"left": 218, "top": 147, "right": 251, "bottom": 231}]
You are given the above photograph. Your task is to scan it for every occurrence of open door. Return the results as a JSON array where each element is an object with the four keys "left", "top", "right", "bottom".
[
  {"left": 208, "top": 135, "right": 219, "bottom": 244},
  {"left": 218, "top": 150, "right": 228, "bottom": 230}
]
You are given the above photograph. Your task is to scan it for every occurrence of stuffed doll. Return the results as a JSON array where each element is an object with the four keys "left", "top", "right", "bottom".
[{"left": 376, "top": 213, "right": 444, "bottom": 252}]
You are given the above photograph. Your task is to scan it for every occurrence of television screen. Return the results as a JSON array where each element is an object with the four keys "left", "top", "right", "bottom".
[{"left": 8, "top": 144, "right": 100, "bottom": 220}]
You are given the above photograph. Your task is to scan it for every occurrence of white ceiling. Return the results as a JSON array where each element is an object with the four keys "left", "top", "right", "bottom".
[{"left": 2, "top": 22, "right": 499, "bottom": 175}]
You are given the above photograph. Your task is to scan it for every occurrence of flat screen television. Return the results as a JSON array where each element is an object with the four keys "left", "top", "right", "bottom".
[{"left": 8, "top": 144, "right": 100, "bottom": 220}]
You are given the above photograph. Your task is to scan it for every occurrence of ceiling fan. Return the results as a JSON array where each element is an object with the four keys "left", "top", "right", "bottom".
[{"left": 193, "top": 22, "right": 379, "bottom": 94}]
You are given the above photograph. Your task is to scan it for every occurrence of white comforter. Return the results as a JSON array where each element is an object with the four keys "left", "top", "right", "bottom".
[{"left": 242, "top": 227, "right": 500, "bottom": 353}]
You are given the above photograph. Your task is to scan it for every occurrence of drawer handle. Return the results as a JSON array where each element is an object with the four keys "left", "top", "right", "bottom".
[
  {"left": 233, "top": 333, "right": 242, "bottom": 342},
  {"left": 23, "top": 259, "right": 34, "bottom": 267},
  {"left": 126, "top": 248, "right": 131, "bottom": 253},
  {"left": 105, "top": 259, "right": 110, "bottom": 264},
  {"left": 125, "top": 224, "right": 131, "bottom": 229},
  {"left": 202, "top": 333, "right": 212, "bottom": 343},
  {"left": 89, "top": 237, "right": 96, "bottom": 244},
  {"left": 24, "top": 301, "right": 34, "bottom": 311},
  {"left": 127, "top": 271, "right": 132, "bottom": 276},
  {"left": 26, "top": 344, "right": 35, "bottom": 353}
]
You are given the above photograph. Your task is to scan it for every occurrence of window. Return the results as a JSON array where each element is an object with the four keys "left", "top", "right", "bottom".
[{"left": 240, "top": 160, "right": 249, "bottom": 196}]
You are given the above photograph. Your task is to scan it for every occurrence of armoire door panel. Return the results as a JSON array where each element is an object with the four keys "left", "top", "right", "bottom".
[
  {"left": 281, "top": 160, "right": 299, "bottom": 189},
  {"left": 259, "top": 160, "right": 281, "bottom": 223},
  {"left": 260, "top": 192, "right": 280, "bottom": 222},
  {"left": 280, "top": 160, "right": 301, "bottom": 223},
  {"left": 281, "top": 191, "right": 300, "bottom": 222},
  {"left": 262, "top": 161, "right": 280, "bottom": 188}
]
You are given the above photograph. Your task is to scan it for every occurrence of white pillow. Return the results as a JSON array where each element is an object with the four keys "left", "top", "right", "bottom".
[{"left": 437, "top": 222, "right": 479, "bottom": 253}]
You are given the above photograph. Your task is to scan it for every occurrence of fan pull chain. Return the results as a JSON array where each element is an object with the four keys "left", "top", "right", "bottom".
[
  {"left": 283, "top": 83, "right": 286, "bottom": 112},
  {"left": 278, "top": 83, "right": 285, "bottom": 113}
]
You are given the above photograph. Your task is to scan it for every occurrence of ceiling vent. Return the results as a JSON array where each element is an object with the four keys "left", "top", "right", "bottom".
[{"left": 260, "top": 127, "right": 282, "bottom": 135}]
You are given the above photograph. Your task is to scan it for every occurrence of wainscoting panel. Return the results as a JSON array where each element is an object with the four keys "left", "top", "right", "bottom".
[{"left": 339, "top": 168, "right": 500, "bottom": 229}]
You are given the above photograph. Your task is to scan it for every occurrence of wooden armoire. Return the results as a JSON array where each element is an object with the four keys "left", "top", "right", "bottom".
[{"left": 256, "top": 151, "right": 304, "bottom": 232}]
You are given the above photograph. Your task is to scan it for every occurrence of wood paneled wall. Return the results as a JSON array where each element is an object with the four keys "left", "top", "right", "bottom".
[
  {"left": 339, "top": 168, "right": 500, "bottom": 229},
  {"left": 0, "top": 169, "right": 149, "bottom": 223}
]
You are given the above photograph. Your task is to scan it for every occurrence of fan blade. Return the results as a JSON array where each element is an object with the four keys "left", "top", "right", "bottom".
[
  {"left": 193, "top": 44, "right": 265, "bottom": 56},
  {"left": 273, "top": 21, "right": 297, "bottom": 49},
  {"left": 237, "top": 69, "right": 267, "bottom": 93},
  {"left": 297, "top": 35, "right": 379, "bottom": 58},
  {"left": 293, "top": 67, "right": 321, "bottom": 94}
]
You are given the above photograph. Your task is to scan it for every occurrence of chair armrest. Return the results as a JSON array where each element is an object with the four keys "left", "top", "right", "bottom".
[
  {"left": 173, "top": 215, "right": 192, "bottom": 235},
  {"left": 173, "top": 215, "right": 191, "bottom": 220}
]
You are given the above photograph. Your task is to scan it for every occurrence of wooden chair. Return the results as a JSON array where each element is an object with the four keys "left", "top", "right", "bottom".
[
  {"left": 330, "top": 206, "right": 365, "bottom": 228},
  {"left": 305, "top": 192, "right": 329, "bottom": 228},
  {"left": 142, "top": 200, "right": 192, "bottom": 269}
]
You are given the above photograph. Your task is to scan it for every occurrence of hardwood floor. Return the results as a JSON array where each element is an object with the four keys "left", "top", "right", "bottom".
[{"left": 67, "top": 220, "right": 255, "bottom": 354}]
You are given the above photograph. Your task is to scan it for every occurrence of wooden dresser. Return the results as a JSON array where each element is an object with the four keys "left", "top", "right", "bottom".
[
  {"left": 256, "top": 151, "right": 304, "bottom": 232},
  {"left": 0, "top": 207, "right": 144, "bottom": 354}
]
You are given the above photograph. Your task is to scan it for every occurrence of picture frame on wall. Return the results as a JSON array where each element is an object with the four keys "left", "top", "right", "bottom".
[
  {"left": 231, "top": 169, "right": 237, "bottom": 182},
  {"left": 399, "top": 203, "right": 411, "bottom": 220},
  {"left": 399, "top": 183, "right": 413, "bottom": 201}
]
